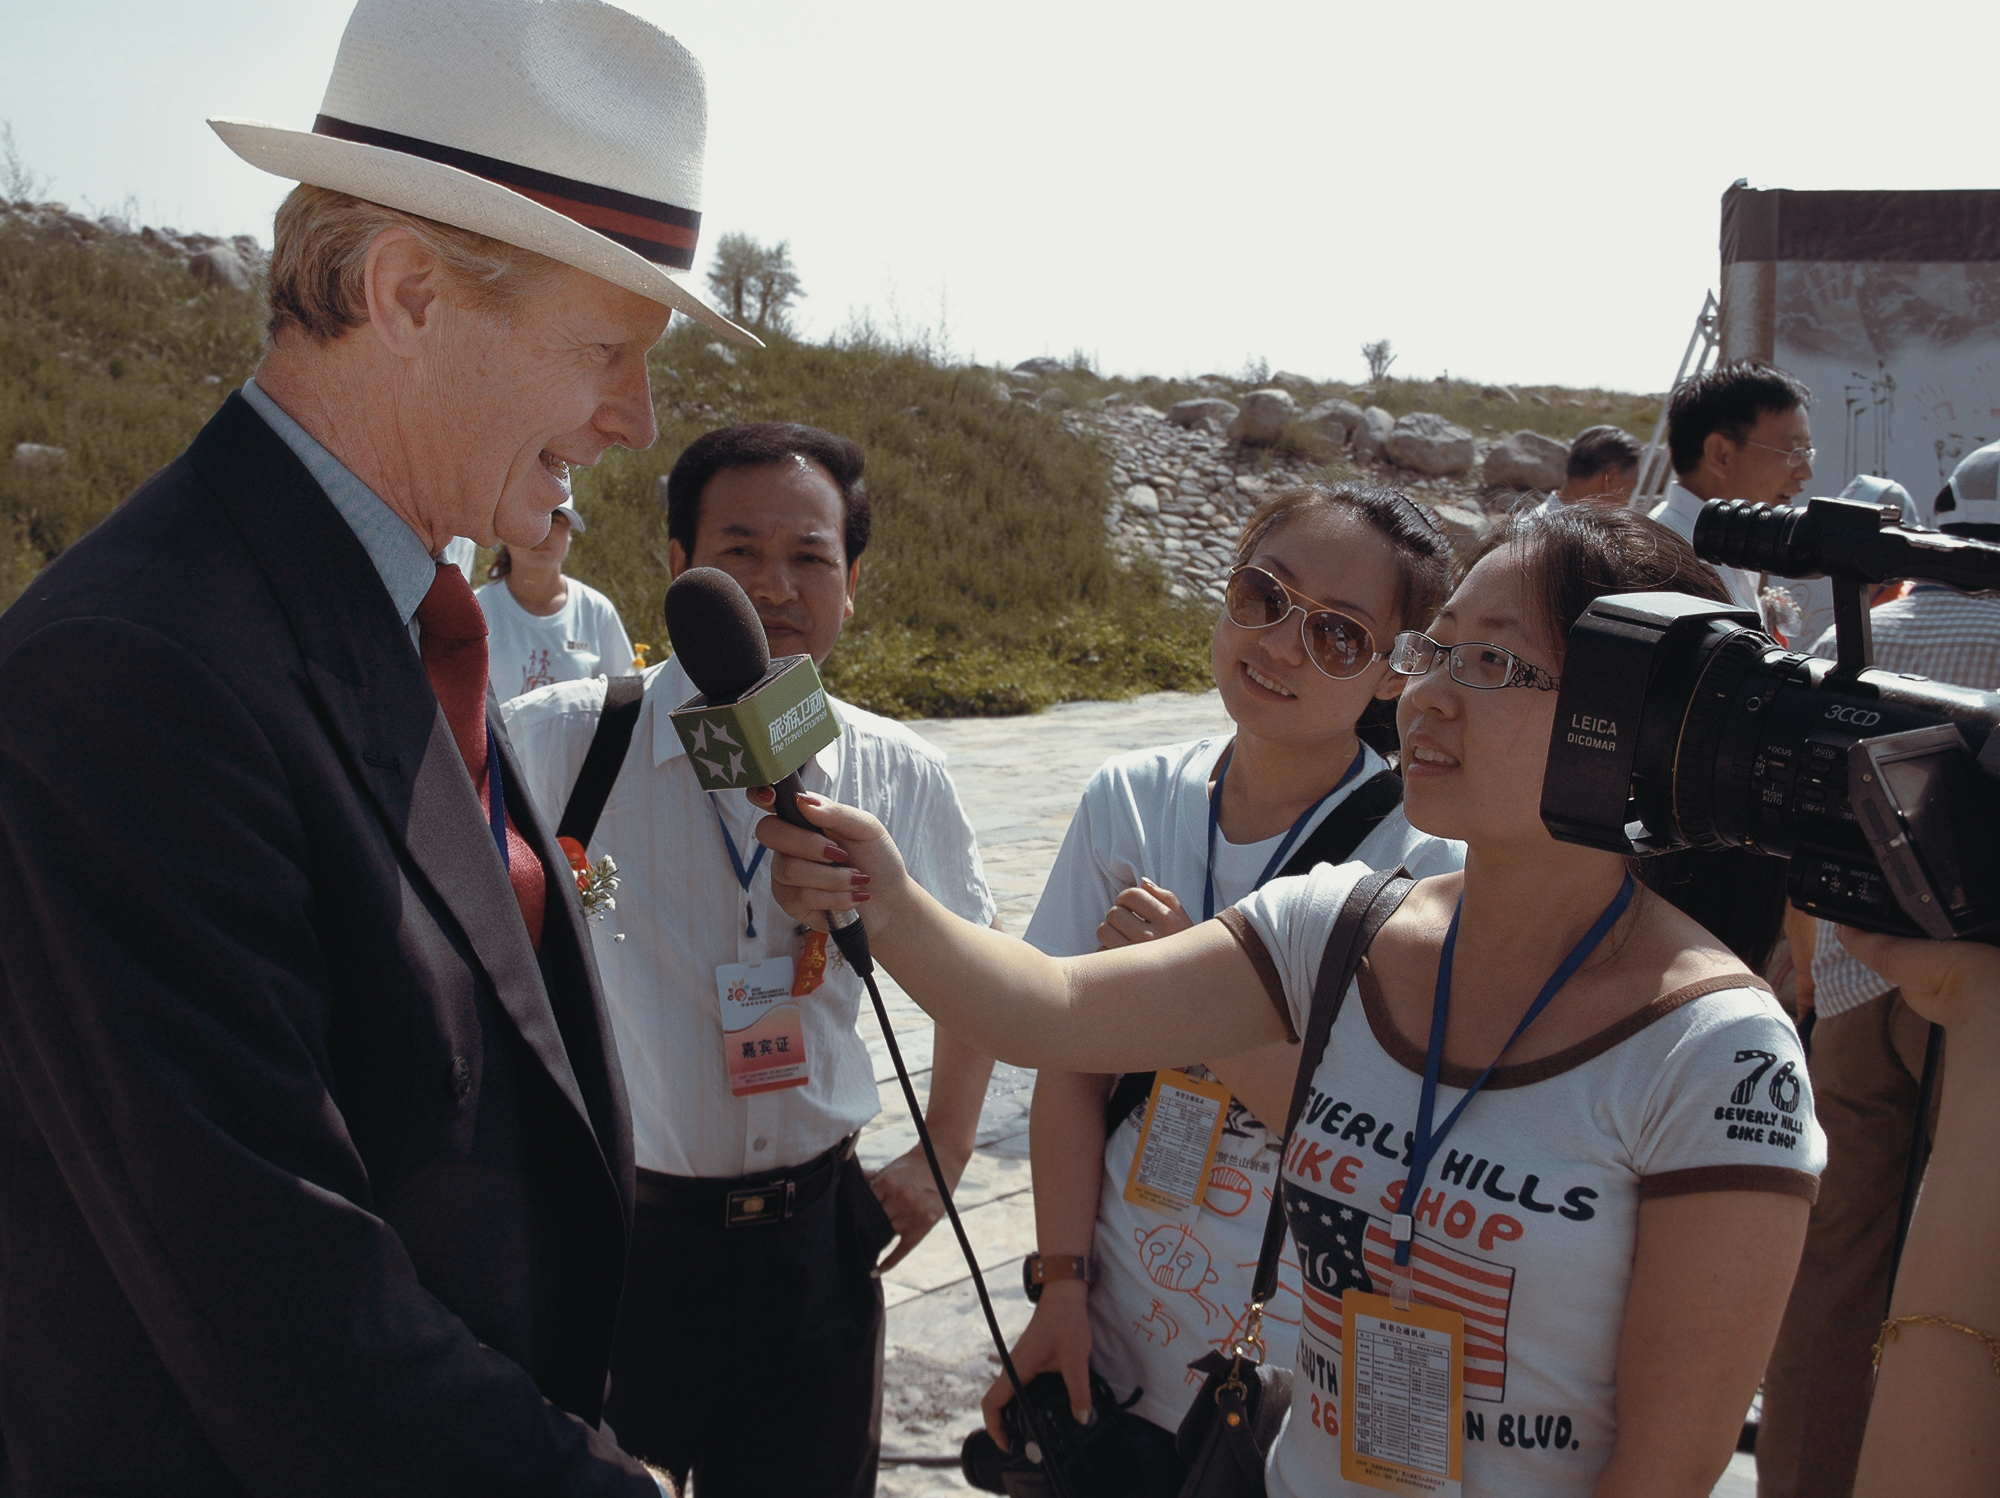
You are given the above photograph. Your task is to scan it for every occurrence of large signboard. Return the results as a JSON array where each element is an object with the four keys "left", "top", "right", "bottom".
[{"left": 1718, "top": 185, "right": 2000, "bottom": 644}]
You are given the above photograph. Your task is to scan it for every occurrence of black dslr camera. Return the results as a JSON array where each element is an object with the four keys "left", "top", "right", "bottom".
[
  {"left": 960, "top": 1371, "right": 1145, "bottom": 1498},
  {"left": 1541, "top": 497, "right": 2000, "bottom": 942}
]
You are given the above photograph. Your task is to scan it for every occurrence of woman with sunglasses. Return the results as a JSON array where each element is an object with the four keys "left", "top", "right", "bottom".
[
  {"left": 756, "top": 504, "right": 1825, "bottom": 1497},
  {"left": 971, "top": 484, "right": 1465, "bottom": 1488}
]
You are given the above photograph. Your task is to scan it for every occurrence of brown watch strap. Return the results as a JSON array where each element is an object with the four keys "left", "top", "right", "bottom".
[{"left": 1028, "top": 1253, "right": 1095, "bottom": 1287}]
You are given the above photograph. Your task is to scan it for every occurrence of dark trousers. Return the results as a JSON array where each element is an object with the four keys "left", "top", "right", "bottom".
[
  {"left": 1758, "top": 991, "right": 1941, "bottom": 1498},
  {"left": 606, "top": 1151, "right": 896, "bottom": 1498}
]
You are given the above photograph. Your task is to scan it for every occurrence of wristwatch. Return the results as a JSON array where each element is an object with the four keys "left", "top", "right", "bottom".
[{"left": 1023, "top": 1252, "right": 1096, "bottom": 1303}]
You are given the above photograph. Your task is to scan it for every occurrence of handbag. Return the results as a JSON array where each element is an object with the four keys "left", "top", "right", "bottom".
[{"left": 1172, "top": 866, "right": 1417, "bottom": 1498}]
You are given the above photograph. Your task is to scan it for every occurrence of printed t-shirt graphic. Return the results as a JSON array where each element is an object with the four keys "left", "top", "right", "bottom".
[
  {"left": 1025, "top": 736, "right": 1465, "bottom": 1433},
  {"left": 475, "top": 576, "right": 635, "bottom": 704},
  {"left": 1224, "top": 861, "right": 1825, "bottom": 1498}
]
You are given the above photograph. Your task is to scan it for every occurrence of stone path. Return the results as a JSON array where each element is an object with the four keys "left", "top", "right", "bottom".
[{"left": 858, "top": 689, "right": 1756, "bottom": 1498}]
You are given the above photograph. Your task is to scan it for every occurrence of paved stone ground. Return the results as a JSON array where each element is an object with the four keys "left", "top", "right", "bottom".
[{"left": 859, "top": 689, "right": 1757, "bottom": 1498}]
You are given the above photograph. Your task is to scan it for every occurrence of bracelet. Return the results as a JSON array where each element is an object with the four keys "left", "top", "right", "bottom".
[{"left": 1872, "top": 1314, "right": 2000, "bottom": 1377}]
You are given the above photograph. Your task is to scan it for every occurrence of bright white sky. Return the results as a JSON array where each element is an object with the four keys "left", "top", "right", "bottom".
[{"left": 4, "top": 0, "right": 1996, "bottom": 391}]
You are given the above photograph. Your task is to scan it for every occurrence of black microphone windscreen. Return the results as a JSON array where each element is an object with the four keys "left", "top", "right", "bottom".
[{"left": 664, "top": 568, "right": 770, "bottom": 704}]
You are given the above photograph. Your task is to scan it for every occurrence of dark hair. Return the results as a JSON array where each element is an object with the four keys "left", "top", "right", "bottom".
[
  {"left": 1665, "top": 360, "right": 1811, "bottom": 478},
  {"left": 1235, "top": 482, "right": 1454, "bottom": 758},
  {"left": 663, "top": 423, "right": 872, "bottom": 564},
  {"left": 1462, "top": 505, "right": 1786, "bottom": 969},
  {"left": 1565, "top": 425, "right": 1643, "bottom": 483}
]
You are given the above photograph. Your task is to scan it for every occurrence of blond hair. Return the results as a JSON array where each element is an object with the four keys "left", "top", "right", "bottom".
[{"left": 265, "top": 184, "right": 560, "bottom": 344}]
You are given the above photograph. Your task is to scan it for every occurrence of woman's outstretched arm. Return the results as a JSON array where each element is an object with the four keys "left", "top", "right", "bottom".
[{"left": 755, "top": 792, "right": 1293, "bottom": 1072}]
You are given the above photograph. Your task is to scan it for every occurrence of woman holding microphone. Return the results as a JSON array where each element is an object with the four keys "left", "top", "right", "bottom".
[
  {"left": 758, "top": 505, "right": 1824, "bottom": 1498},
  {"left": 995, "top": 483, "right": 1463, "bottom": 1490}
]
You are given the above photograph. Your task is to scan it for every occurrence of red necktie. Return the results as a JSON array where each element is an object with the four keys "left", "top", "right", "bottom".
[{"left": 415, "top": 561, "right": 545, "bottom": 951}]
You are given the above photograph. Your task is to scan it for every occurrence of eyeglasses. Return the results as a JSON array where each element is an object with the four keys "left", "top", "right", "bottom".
[
  {"left": 1387, "top": 630, "right": 1562, "bottom": 691},
  {"left": 1224, "top": 566, "right": 1384, "bottom": 680},
  {"left": 1740, "top": 439, "right": 1817, "bottom": 471}
]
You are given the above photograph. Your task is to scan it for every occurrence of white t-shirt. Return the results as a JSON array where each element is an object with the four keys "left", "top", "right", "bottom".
[
  {"left": 1025, "top": 738, "right": 1464, "bottom": 1432},
  {"left": 476, "top": 576, "right": 635, "bottom": 704},
  {"left": 1225, "top": 861, "right": 1824, "bottom": 1498}
]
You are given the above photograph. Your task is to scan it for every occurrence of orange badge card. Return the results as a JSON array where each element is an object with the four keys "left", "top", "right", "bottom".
[
  {"left": 1338, "top": 1290, "right": 1464, "bottom": 1495},
  {"left": 1121, "top": 1071, "right": 1232, "bottom": 1216},
  {"left": 714, "top": 958, "right": 809, "bottom": 1096}
]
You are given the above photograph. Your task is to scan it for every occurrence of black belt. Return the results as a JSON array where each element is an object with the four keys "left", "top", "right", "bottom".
[{"left": 635, "top": 1135, "right": 858, "bottom": 1229}]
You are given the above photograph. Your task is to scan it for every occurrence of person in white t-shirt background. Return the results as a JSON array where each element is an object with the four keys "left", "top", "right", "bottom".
[
  {"left": 757, "top": 503, "right": 1825, "bottom": 1498},
  {"left": 476, "top": 499, "right": 636, "bottom": 702},
  {"left": 984, "top": 483, "right": 1466, "bottom": 1490}
]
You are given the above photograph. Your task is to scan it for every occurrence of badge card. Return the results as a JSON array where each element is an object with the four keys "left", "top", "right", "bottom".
[
  {"left": 715, "top": 958, "right": 809, "bottom": 1096},
  {"left": 1120, "top": 1070, "right": 1232, "bottom": 1216},
  {"left": 1338, "top": 1290, "right": 1465, "bottom": 1496}
]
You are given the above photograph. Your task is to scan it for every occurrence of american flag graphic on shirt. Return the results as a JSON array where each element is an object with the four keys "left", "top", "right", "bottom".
[{"left": 1285, "top": 1181, "right": 1516, "bottom": 1401}]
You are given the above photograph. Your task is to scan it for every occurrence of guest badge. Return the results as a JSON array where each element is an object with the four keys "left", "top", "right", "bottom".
[
  {"left": 1120, "top": 1070, "right": 1231, "bottom": 1216},
  {"left": 715, "top": 958, "right": 809, "bottom": 1096},
  {"left": 1338, "top": 1290, "right": 1464, "bottom": 1495}
]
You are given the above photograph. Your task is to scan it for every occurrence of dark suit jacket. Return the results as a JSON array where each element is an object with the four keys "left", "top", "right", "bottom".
[{"left": 0, "top": 396, "right": 658, "bottom": 1496}]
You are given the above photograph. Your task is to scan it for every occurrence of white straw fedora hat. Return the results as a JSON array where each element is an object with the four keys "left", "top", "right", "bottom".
[{"left": 208, "top": 0, "right": 757, "bottom": 346}]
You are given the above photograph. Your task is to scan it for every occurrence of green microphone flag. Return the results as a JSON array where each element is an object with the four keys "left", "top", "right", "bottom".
[{"left": 669, "top": 654, "right": 842, "bottom": 792}]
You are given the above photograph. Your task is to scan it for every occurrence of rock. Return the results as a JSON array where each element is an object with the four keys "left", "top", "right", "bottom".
[
  {"left": 1012, "top": 356, "right": 1067, "bottom": 378},
  {"left": 1482, "top": 430, "right": 1570, "bottom": 492},
  {"left": 1480, "top": 385, "right": 1519, "bottom": 403},
  {"left": 189, "top": 244, "right": 253, "bottom": 291},
  {"left": 1168, "top": 397, "right": 1240, "bottom": 430},
  {"left": 1528, "top": 392, "right": 1553, "bottom": 407},
  {"left": 11, "top": 442, "right": 68, "bottom": 472},
  {"left": 1091, "top": 391, "right": 1132, "bottom": 409},
  {"left": 703, "top": 342, "right": 740, "bottom": 366},
  {"left": 1268, "top": 370, "right": 1317, "bottom": 393},
  {"left": 1427, "top": 502, "right": 1486, "bottom": 548},
  {"left": 1385, "top": 413, "right": 1476, "bottom": 477},
  {"left": 1224, "top": 388, "right": 1297, "bottom": 446},
  {"left": 1302, "top": 398, "right": 1365, "bottom": 441},
  {"left": 1036, "top": 387, "right": 1075, "bottom": 411},
  {"left": 1004, "top": 368, "right": 1039, "bottom": 388},
  {"left": 1350, "top": 406, "right": 1396, "bottom": 462},
  {"left": 1122, "top": 484, "right": 1160, "bottom": 514}
]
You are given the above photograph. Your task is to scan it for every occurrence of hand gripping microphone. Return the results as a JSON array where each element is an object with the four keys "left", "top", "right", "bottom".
[
  {"left": 662, "top": 568, "right": 871, "bottom": 976},
  {"left": 659, "top": 567, "right": 1068, "bottom": 1494}
]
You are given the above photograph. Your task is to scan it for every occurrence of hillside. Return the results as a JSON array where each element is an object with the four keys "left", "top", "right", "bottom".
[{"left": 1, "top": 201, "right": 1663, "bottom": 716}]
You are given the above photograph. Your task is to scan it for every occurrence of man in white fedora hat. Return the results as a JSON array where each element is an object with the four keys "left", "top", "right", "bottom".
[{"left": 0, "top": 1, "right": 753, "bottom": 1492}]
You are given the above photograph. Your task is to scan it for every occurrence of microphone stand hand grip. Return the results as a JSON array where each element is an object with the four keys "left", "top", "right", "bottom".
[{"left": 766, "top": 772, "right": 872, "bottom": 977}]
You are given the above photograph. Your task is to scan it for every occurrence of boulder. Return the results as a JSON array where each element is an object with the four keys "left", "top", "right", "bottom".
[
  {"left": 11, "top": 442, "right": 68, "bottom": 472},
  {"left": 1012, "top": 356, "right": 1067, "bottom": 378},
  {"left": 1091, "top": 390, "right": 1133, "bottom": 409},
  {"left": 1036, "top": 387, "right": 1075, "bottom": 411},
  {"left": 1427, "top": 502, "right": 1486, "bottom": 549},
  {"left": 1168, "top": 397, "right": 1239, "bottom": 430},
  {"left": 1349, "top": 406, "right": 1396, "bottom": 462},
  {"left": 1482, "top": 430, "right": 1570, "bottom": 491},
  {"left": 1268, "top": 370, "right": 1317, "bottom": 393},
  {"left": 1122, "top": 484, "right": 1160, "bottom": 514},
  {"left": 1225, "top": 388, "right": 1297, "bottom": 446},
  {"left": 1303, "top": 398, "right": 1365, "bottom": 441},
  {"left": 190, "top": 244, "right": 253, "bottom": 292},
  {"left": 1384, "top": 412, "right": 1476, "bottom": 477},
  {"left": 1480, "top": 384, "right": 1519, "bottom": 403}
]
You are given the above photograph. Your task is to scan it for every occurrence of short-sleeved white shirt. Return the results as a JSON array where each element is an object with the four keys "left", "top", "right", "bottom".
[
  {"left": 1225, "top": 862, "right": 1824, "bottom": 1498},
  {"left": 476, "top": 576, "right": 635, "bottom": 704},
  {"left": 501, "top": 657, "right": 995, "bottom": 1177},
  {"left": 1024, "top": 738, "right": 1463, "bottom": 1431}
]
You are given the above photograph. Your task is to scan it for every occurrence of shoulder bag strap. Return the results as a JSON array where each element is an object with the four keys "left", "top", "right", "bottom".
[
  {"left": 1247, "top": 866, "right": 1416, "bottom": 1305},
  {"left": 556, "top": 675, "right": 646, "bottom": 848},
  {"left": 1274, "top": 770, "right": 1404, "bottom": 881}
]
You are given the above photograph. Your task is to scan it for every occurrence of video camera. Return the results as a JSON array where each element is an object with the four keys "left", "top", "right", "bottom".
[{"left": 1541, "top": 497, "right": 2000, "bottom": 943}]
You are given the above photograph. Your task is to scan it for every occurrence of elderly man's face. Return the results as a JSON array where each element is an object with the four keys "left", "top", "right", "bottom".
[{"left": 431, "top": 264, "right": 670, "bottom": 549}]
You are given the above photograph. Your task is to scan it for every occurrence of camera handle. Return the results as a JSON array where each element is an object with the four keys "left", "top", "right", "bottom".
[{"left": 1827, "top": 575, "right": 1876, "bottom": 682}]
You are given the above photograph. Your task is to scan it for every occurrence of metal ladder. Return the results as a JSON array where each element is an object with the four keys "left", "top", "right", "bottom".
[{"left": 1631, "top": 289, "right": 1720, "bottom": 506}]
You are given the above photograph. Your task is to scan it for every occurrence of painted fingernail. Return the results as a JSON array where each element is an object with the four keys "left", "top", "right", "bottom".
[
  {"left": 824, "top": 843, "right": 851, "bottom": 863},
  {"left": 853, "top": 892, "right": 871, "bottom": 902},
  {"left": 850, "top": 872, "right": 871, "bottom": 888}
]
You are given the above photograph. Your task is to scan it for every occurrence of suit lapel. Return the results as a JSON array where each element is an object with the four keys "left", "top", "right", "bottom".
[{"left": 189, "top": 396, "right": 598, "bottom": 1142}]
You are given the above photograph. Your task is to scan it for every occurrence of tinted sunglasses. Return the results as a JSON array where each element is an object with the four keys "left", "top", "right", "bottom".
[{"left": 1224, "top": 566, "right": 1384, "bottom": 681}]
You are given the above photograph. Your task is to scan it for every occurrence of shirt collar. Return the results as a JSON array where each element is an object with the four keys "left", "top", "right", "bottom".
[
  {"left": 648, "top": 654, "right": 846, "bottom": 783},
  {"left": 1662, "top": 479, "right": 1707, "bottom": 522},
  {"left": 240, "top": 378, "right": 440, "bottom": 626}
]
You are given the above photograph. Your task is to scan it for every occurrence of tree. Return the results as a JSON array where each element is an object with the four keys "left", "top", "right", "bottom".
[
  {"left": 704, "top": 232, "right": 805, "bottom": 332},
  {"left": 1362, "top": 339, "right": 1397, "bottom": 382}
]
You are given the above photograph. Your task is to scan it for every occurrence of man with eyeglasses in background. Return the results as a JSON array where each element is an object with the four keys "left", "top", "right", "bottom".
[{"left": 1648, "top": 360, "right": 1815, "bottom": 621}]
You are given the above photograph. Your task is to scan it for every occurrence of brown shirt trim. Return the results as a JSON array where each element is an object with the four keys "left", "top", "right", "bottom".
[
  {"left": 1640, "top": 1164, "right": 1820, "bottom": 1205},
  {"left": 1355, "top": 964, "right": 1776, "bottom": 1090},
  {"left": 1218, "top": 907, "right": 1299, "bottom": 1044}
]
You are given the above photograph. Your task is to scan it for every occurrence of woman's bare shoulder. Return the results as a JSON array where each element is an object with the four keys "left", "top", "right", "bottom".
[{"left": 1626, "top": 892, "right": 1762, "bottom": 998}]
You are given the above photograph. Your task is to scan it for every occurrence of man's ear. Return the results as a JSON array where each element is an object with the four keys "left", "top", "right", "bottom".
[
  {"left": 843, "top": 557, "right": 861, "bottom": 621},
  {"left": 362, "top": 228, "right": 447, "bottom": 360},
  {"left": 667, "top": 538, "right": 689, "bottom": 579},
  {"left": 1702, "top": 429, "right": 1737, "bottom": 483}
]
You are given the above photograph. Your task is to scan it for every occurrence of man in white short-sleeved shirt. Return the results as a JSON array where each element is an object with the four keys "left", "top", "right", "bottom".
[
  {"left": 475, "top": 502, "right": 635, "bottom": 702},
  {"left": 1221, "top": 861, "right": 1824, "bottom": 1498},
  {"left": 503, "top": 423, "right": 996, "bottom": 1498},
  {"left": 1026, "top": 737, "right": 1462, "bottom": 1443}
]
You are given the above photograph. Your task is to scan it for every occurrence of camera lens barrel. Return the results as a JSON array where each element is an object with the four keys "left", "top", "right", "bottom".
[{"left": 1693, "top": 500, "right": 1808, "bottom": 576}]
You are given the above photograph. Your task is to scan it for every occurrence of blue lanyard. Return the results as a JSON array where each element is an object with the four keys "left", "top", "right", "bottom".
[
  {"left": 712, "top": 800, "right": 769, "bottom": 938},
  {"left": 1391, "top": 873, "right": 1636, "bottom": 1270},
  {"left": 1202, "top": 741, "right": 1365, "bottom": 921}
]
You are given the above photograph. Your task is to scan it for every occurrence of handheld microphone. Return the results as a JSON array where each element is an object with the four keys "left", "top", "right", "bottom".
[{"left": 663, "top": 568, "right": 871, "bottom": 972}]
